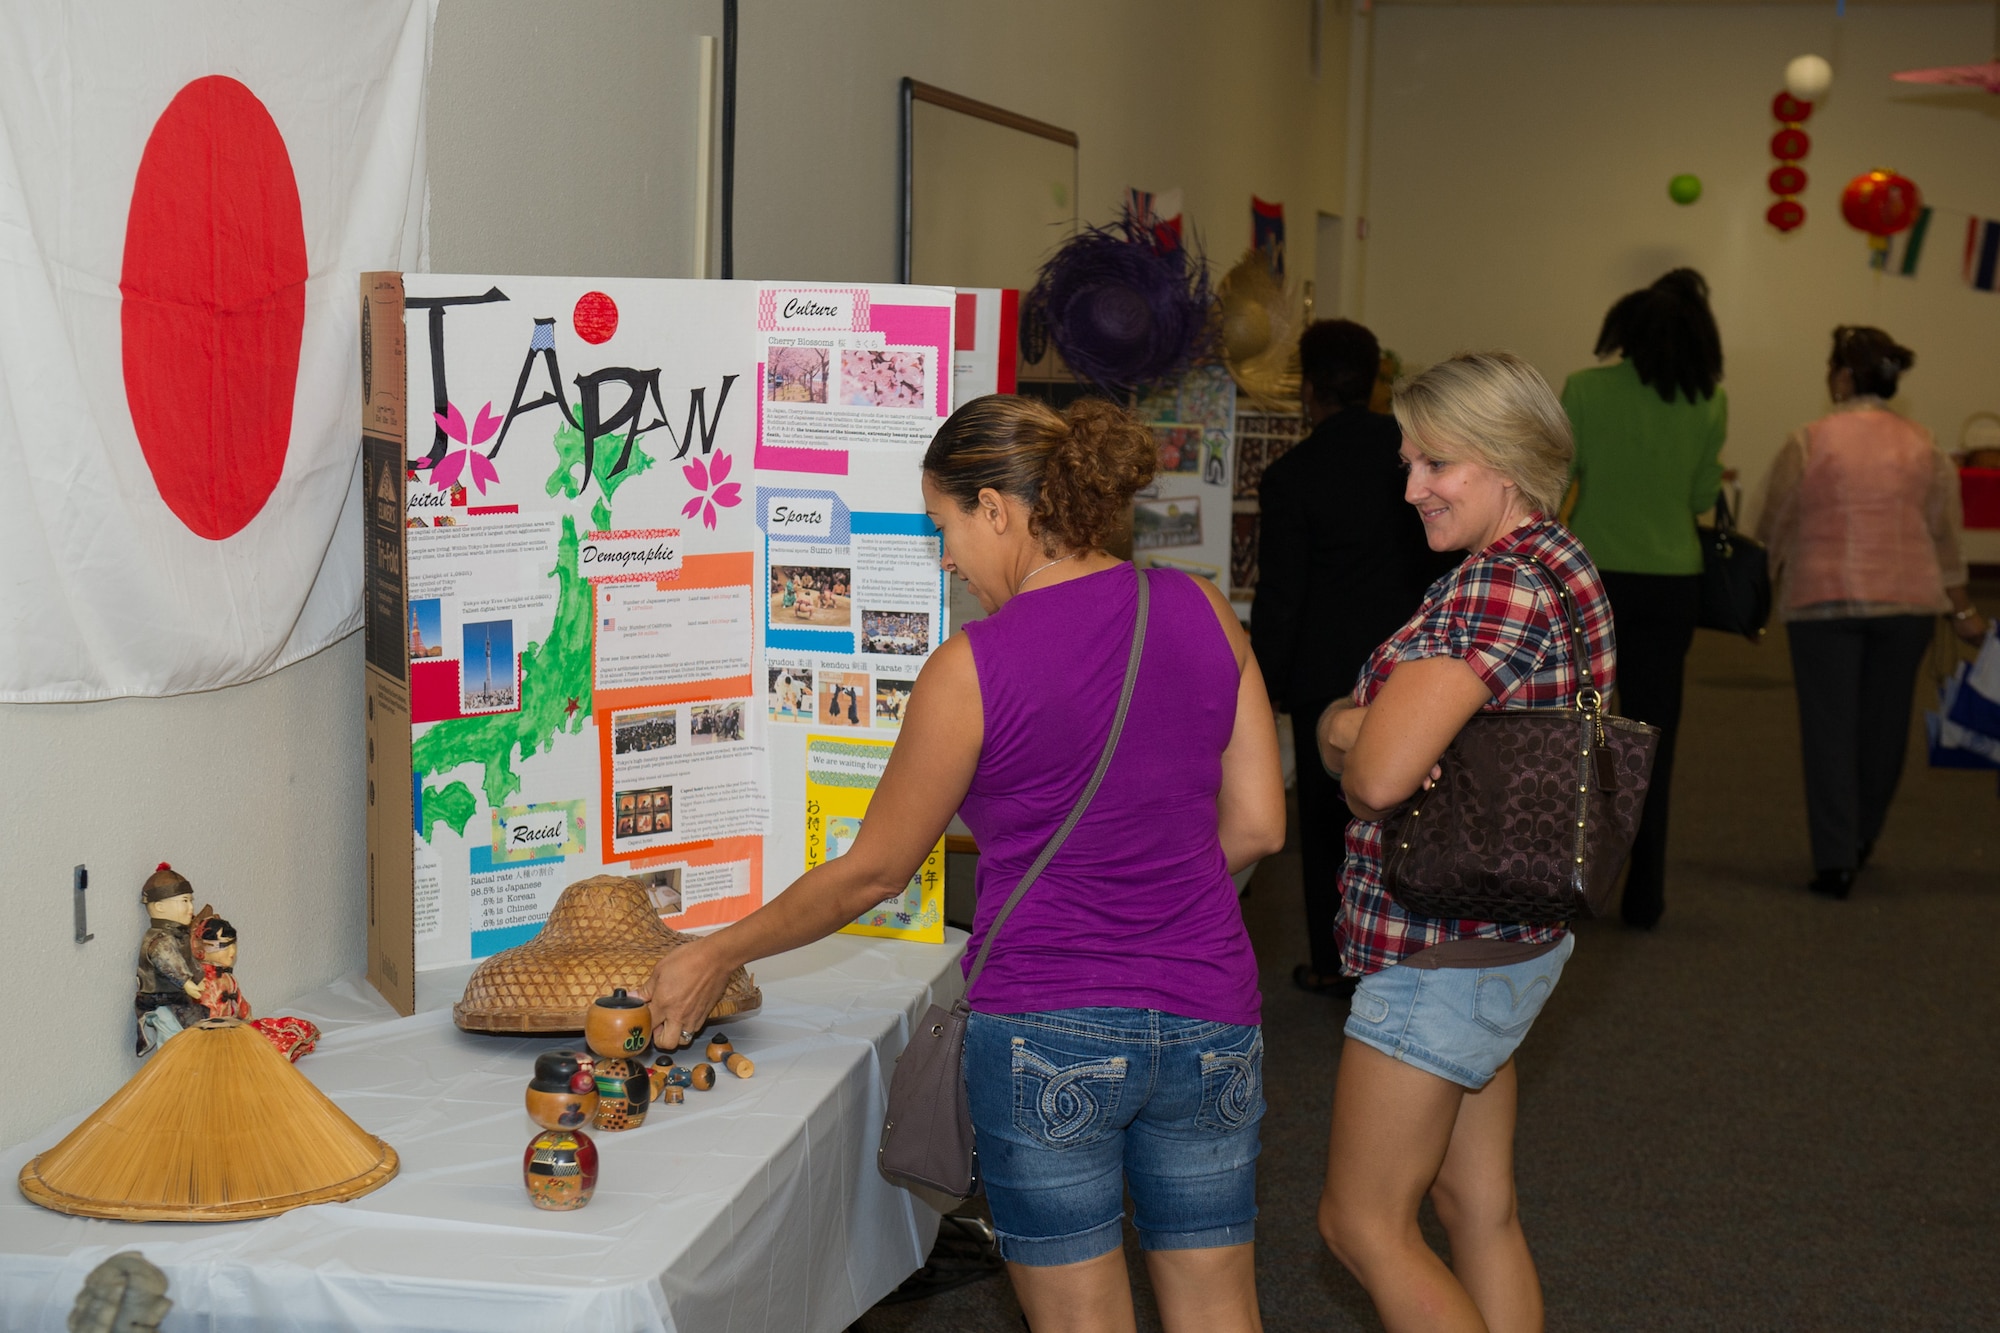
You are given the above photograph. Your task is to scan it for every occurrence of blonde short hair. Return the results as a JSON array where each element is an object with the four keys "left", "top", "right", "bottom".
[{"left": 1391, "top": 352, "right": 1573, "bottom": 518}]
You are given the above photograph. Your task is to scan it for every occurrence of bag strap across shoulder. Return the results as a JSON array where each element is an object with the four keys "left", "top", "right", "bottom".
[
  {"left": 962, "top": 564, "right": 1151, "bottom": 993},
  {"left": 1501, "top": 550, "right": 1599, "bottom": 709}
]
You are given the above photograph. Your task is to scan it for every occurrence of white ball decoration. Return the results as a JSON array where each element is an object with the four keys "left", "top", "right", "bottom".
[{"left": 1786, "top": 54, "right": 1833, "bottom": 102}]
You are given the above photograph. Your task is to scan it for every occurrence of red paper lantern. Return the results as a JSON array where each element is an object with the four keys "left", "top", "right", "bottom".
[
  {"left": 1767, "top": 199, "right": 1806, "bottom": 233},
  {"left": 1771, "top": 91, "right": 1814, "bottom": 123},
  {"left": 1770, "top": 128, "right": 1811, "bottom": 161},
  {"left": 1767, "top": 165, "right": 1808, "bottom": 196},
  {"left": 1840, "top": 170, "right": 1921, "bottom": 238}
]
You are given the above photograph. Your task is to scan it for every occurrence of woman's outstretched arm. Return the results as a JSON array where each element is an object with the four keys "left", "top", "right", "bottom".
[{"left": 639, "top": 635, "right": 984, "bottom": 1047}]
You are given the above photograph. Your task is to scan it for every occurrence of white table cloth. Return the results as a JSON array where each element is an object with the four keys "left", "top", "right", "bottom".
[{"left": 0, "top": 930, "right": 968, "bottom": 1332}]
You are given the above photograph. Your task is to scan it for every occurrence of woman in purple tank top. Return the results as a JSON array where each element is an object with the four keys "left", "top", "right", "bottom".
[{"left": 642, "top": 395, "right": 1286, "bottom": 1332}]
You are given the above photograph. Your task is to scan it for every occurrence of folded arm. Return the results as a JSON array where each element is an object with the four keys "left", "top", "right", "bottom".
[{"left": 1327, "top": 656, "right": 1493, "bottom": 821}]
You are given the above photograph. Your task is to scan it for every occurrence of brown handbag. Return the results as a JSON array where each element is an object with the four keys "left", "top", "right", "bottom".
[
  {"left": 876, "top": 566, "right": 1150, "bottom": 1198},
  {"left": 1381, "top": 555, "right": 1660, "bottom": 924}
]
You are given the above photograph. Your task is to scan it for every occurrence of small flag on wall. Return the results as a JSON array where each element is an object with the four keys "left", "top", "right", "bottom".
[
  {"left": 1964, "top": 216, "right": 2000, "bottom": 292},
  {"left": 1873, "top": 206, "right": 1932, "bottom": 276},
  {"left": 1252, "top": 196, "right": 1285, "bottom": 275}
]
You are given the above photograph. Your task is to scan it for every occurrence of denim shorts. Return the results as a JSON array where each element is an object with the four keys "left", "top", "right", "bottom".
[
  {"left": 1344, "top": 933, "right": 1575, "bottom": 1090},
  {"left": 963, "top": 1007, "right": 1262, "bottom": 1267}
]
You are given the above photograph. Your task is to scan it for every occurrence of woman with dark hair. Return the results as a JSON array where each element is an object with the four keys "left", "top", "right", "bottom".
[
  {"left": 1254, "top": 318, "right": 1455, "bottom": 998},
  {"left": 1757, "top": 327, "right": 1986, "bottom": 899},
  {"left": 1559, "top": 267, "right": 1727, "bottom": 929},
  {"left": 641, "top": 394, "right": 1285, "bottom": 1332}
]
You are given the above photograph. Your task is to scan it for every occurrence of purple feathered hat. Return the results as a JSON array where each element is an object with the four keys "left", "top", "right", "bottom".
[{"left": 1024, "top": 217, "right": 1214, "bottom": 395}]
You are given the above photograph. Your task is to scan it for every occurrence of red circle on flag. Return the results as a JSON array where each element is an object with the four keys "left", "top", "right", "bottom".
[
  {"left": 574, "top": 291, "right": 619, "bottom": 344},
  {"left": 121, "top": 76, "right": 307, "bottom": 541}
]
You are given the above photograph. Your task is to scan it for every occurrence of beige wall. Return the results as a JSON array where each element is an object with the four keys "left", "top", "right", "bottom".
[
  {"left": 0, "top": 637, "right": 366, "bottom": 1145},
  {"left": 1362, "top": 4, "right": 2000, "bottom": 517},
  {"left": 731, "top": 1, "right": 1350, "bottom": 282},
  {"left": 426, "top": 0, "right": 1352, "bottom": 285}
]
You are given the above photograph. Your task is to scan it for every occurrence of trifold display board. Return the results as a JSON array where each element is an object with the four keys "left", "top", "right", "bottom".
[{"left": 361, "top": 274, "right": 965, "bottom": 1013}]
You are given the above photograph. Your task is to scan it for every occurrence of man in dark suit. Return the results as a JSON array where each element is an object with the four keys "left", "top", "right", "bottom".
[{"left": 1252, "top": 320, "right": 1457, "bottom": 994}]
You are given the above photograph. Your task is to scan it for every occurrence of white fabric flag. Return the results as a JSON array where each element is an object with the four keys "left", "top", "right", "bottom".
[{"left": 0, "top": 1, "right": 430, "bottom": 701}]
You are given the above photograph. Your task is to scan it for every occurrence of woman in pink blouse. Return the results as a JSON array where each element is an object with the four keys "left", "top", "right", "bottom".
[{"left": 1757, "top": 326, "right": 1987, "bottom": 899}]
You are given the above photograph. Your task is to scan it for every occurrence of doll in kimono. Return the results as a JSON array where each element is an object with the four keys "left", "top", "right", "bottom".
[{"left": 186, "top": 908, "right": 322, "bottom": 1062}]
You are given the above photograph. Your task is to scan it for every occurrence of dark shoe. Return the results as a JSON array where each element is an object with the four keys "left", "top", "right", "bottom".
[
  {"left": 1620, "top": 880, "right": 1664, "bottom": 930},
  {"left": 1293, "top": 963, "right": 1357, "bottom": 998},
  {"left": 1808, "top": 869, "right": 1855, "bottom": 900},
  {"left": 1857, "top": 839, "right": 1876, "bottom": 869}
]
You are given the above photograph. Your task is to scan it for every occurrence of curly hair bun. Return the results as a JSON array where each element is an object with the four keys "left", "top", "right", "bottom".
[
  {"left": 1038, "top": 398, "right": 1158, "bottom": 552},
  {"left": 923, "top": 393, "right": 1159, "bottom": 553}
]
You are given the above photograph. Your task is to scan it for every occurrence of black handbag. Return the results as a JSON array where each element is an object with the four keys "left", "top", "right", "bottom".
[
  {"left": 1696, "top": 489, "right": 1771, "bottom": 641},
  {"left": 1382, "top": 556, "right": 1661, "bottom": 924},
  {"left": 876, "top": 567, "right": 1149, "bottom": 1198}
]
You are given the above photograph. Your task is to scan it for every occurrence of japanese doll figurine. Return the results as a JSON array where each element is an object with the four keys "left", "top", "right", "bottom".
[
  {"left": 134, "top": 864, "right": 207, "bottom": 1055},
  {"left": 585, "top": 989, "right": 652, "bottom": 1060},
  {"left": 188, "top": 909, "right": 323, "bottom": 1063},
  {"left": 590, "top": 1057, "right": 652, "bottom": 1131},
  {"left": 523, "top": 1127, "right": 598, "bottom": 1211},
  {"left": 526, "top": 1051, "right": 598, "bottom": 1130},
  {"left": 585, "top": 989, "right": 655, "bottom": 1131},
  {"left": 189, "top": 916, "right": 250, "bottom": 1019}
]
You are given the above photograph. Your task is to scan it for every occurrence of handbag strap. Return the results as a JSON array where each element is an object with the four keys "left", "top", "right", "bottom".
[
  {"left": 1712, "top": 486, "right": 1739, "bottom": 534},
  {"left": 962, "top": 563, "right": 1151, "bottom": 992},
  {"left": 1505, "top": 552, "right": 1600, "bottom": 712}
]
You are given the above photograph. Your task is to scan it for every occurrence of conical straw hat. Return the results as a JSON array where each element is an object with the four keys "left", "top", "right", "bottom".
[
  {"left": 1214, "top": 249, "right": 1301, "bottom": 410},
  {"left": 19, "top": 1019, "right": 396, "bottom": 1221},
  {"left": 454, "top": 874, "right": 762, "bottom": 1034}
]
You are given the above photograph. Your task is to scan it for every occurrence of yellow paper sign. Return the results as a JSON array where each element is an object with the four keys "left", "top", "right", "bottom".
[{"left": 805, "top": 734, "right": 944, "bottom": 943}]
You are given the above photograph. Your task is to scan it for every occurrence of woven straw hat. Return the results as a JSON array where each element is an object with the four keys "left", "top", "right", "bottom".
[
  {"left": 1214, "top": 250, "right": 1301, "bottom": 410},
  {"left": 19, "top": 1019, "right": 397, "bottom": 1221},
  {"left": 454, "top": 874, "right": 762, "bottom": 1034}
]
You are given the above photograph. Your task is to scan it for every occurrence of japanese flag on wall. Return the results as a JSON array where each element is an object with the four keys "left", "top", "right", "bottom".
[{"left": 0, "top": 2, "right": 431, "bottom": 701}]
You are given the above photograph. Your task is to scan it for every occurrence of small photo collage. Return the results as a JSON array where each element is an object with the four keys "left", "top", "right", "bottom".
[
  {"left": 768, "top": 658, "right": 916, "bottom": 731},
  {"left": 613, "top": 785, "right": 674, "bottom": 842}
]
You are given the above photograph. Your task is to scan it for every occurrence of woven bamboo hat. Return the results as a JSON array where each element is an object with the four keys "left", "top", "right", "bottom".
[
  {"left": 454, "top": 874, "right": 762, "bottom": 1034},
  {"left": 19, "top": 1019, "right": 396, "bottom": 1221},
  {"left": 1214, "top": 249, "right": 1302, "bottom": 410}
]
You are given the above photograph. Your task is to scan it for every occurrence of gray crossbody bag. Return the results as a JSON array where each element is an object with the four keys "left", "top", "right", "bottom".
[{"left": 877, "top": 566, "right": 1150, "bottom": 1197}]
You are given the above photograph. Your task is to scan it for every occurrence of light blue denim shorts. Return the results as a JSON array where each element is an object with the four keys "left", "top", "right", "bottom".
[
  {"left": 1344, "top": 933, "right": 1575, "bottom": 1089},
  {"left": 964, "top": 1008, "right": 1262, "bottom": 1267}
]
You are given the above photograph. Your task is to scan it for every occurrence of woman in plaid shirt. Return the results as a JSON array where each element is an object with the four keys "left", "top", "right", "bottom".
[{"left": 1313, "top": 353, "right": 1615, "bottom": 1333}]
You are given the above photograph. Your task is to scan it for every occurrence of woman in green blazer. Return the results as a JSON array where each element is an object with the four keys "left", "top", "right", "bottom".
[{"left": 1561, "top": 269, "right": 1726, "bottom": 929}]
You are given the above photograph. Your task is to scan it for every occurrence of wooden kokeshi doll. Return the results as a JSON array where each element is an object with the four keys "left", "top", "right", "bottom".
[
  {"left": 647, "top": 1054, "right": 678, "bottom": 1104},
  {"left": 590, "top": 1058, "right": 651, "bottom": 1131},
  {"left": 525, "top": 1051, "right": 597, "bottom": 1130},
  {"left": 585, "top": 989, "right": 652, "bottom": 1060},
  {"left": 523, "top": 1128, "right": 597, "bottom": 1211},
  {"left": 661, "top": 1062, "right": 714, "bottom": 1091}
]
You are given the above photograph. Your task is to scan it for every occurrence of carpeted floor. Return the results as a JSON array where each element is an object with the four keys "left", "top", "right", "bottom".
[{"left": 853, "top": 603, "right": 2000, "bottom": 1331}]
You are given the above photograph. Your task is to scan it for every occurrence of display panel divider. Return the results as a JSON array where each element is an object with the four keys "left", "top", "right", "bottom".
[{"left": 362, "top": 271, "right": 417, "bottom": 1015}]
